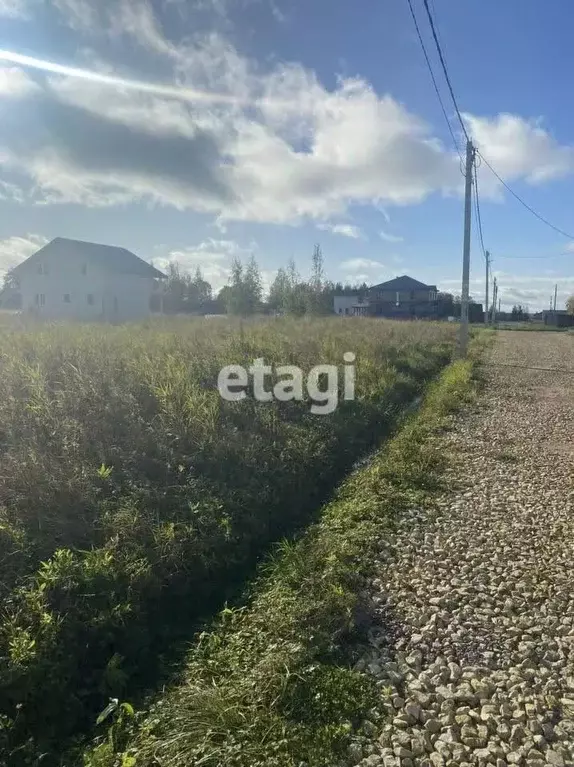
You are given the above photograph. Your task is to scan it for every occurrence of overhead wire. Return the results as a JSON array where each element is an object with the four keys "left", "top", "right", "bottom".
[
  {"left": 405, "top": 0, "right": 462, "bottom": 160},
  {"left": 475, "top": 150, "right": 574, "bottom": 241},
  {"left": 472, "top": 161, "right": 487, "bottom": 261},
  {"left": 421, "top": 0, "right": 470, "bottom": 144},
  {"left": 418, "top": 0, "right": 574, "bottom": 247}
]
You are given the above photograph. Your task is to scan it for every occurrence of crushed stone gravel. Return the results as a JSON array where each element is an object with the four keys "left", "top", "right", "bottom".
[{"left": 349, "top": 331, "right": 574, "bottom": 767}]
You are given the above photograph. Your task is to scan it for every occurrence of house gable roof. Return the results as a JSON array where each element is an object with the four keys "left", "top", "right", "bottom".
[
  {"left": 369, "top": 275, "right": 436, "bottom": 292},
  {"left": 12, "top": 237, "right": 166, "bottom": 279}
]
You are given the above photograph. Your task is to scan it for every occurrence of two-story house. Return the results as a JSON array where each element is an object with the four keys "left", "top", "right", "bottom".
[
  {"left": 367, "top": 275, "right": 438, "bottom": 318},
  {"left": 11, "top": 237, "right": 166, "bottom": 322}
]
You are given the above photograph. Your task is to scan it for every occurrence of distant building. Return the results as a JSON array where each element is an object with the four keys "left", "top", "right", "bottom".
[
  {"left": 542, "top": 310, "right": 574, "bottom": 327},
  {"left": 334, "top": 295, "right": 370, "bottom": 316},
  {"left": 367, "top": 275, "right": 438, "bottom": 319},
  {"left": 12, "top": 237, "right": 166, "bottom": 322}
]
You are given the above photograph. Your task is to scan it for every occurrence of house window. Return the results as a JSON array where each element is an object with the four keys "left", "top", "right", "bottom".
[
  {"left": 35, "top": 293, "right": 45, "bottom": 306},
  {"left": 345, "top": 307, "right": 349, "bottom": 315},
  {"left": 63, "top": 294, "right": 71, "bottom": 303},
  {"left": 34, "top": 293, "right": 39, "bottom": 305},
  {"left": 81, "top": 264, "right": 87, "bottom": 275},
  {"left": 87, "top": 294, "right": 94, "bottom": 305},
  {"left": 338, "top": 308, "right": 342, "bottom": 314}
]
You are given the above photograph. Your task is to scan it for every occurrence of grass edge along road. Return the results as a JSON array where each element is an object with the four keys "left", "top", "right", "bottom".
[{"left": 83, "top": 347, "right": 482, "bottom": 767}]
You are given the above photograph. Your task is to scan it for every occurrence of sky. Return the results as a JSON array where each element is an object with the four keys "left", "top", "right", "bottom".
[{"left": 0, "top": 0, "right": 574, "bottom": 310}]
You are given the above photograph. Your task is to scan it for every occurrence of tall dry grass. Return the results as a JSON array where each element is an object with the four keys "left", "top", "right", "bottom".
[{"left": 0, "top": 316, "right": 456, "bottom": 764}]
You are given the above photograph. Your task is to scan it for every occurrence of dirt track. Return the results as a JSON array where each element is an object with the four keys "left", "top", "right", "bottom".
[{"left": 352, "top": 331, "right": 574, "bottom": 767}]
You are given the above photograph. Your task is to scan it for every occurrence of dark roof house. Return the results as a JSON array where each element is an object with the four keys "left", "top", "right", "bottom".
[
  {"left": 369, "top": 275, "right": 437, "bottom": 292},
  {"left": 13, "top": 237, "right": 166, "bottom": 321},
  {"left": 12, "top": 237, "right": 166, "bottom": 280}
]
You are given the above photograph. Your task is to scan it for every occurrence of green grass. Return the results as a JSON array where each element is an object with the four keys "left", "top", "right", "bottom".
[
  {"left": 81, "top": 354, "right": 476, "bottom": 767},
  {"left": 495, "top": 321, "right": 570, "bottom": 332},
  {"left": 0, "top": 317, "right": 457, "bottom": 764}
]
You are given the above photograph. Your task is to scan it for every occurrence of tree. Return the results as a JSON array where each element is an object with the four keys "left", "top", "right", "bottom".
[
  {"left": 437, "top": 291, "right": 455, "bottom": 318},
  {"left": 162, "top": 262, "right": 188, "bottom": 314},
  {"left": 567, "top": 296, "right": 574, "bottom": 315},
  {"left": 187, "top": 267, "right": 212, "bottom": 313},
  {"left": 224, "top": 256, "right": 262, "bottom": 316},
  {"left": 160, "top": 262, "right": 213, "bottom": 314},
  {"left": 306, "top": 244, "right": 330, "bottom": 315},
  {"left": 0, "top": 268, "right": 21, "bottom": 309},
  {"left": 283, "top": 258, "right": 307, "bottom": 316},
  {"left": 243, "top": 255, "right": 263, "bottom": 315},
  {"left": 268, "top": 268, "right": 290, "bottom": 313},
  {"left": 511, "top": 304, "right": 528, "bottom": 321},
  {"left": 225, "top": 258, "right": 246, "bottom": 315}
]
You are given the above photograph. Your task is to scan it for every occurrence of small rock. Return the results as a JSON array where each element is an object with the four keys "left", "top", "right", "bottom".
[
  {"left": 546, "top": 751, "right": 565, "bottom": 767},
  {"left": 429, "top": 752, "right": 444, "bottom": 767},
  {"left": 424, "top": 719, "right": 442, "bottom": 734},
  {"left": 506, "top": 752, "right": 523, "bottom": 765}
]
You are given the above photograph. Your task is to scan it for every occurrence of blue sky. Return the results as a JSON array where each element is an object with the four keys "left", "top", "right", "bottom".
[{"left": 0, "top": 0, "right": 574, "bottom": 310}]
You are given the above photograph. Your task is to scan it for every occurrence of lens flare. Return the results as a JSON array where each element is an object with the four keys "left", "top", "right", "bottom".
[{"left": 0, "top": 49, "right": 269, "bottom": 108}]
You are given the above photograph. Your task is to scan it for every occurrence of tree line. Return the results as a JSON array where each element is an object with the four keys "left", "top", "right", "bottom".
[{"left": 155, "top": 245, "right": 369, "bottom": 317}]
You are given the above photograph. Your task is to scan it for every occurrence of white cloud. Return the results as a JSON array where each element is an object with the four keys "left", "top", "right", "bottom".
[
  {"left": 0, "top": 234, "right": 48, "bottom": 276},
  {"left": 51, "top": 0, "right": 175, "bottom": 55},
  {"left": 318, "top": 223, "right": 363, "bottom": 239},
  {"left": 0, "top": 66, "right": 38, "bottom": 97},
  {"left": 0, "top": 30, "right": 464, "bottom": 221},
  {"left": 52, "top": 0, "right": 98, "bottom": 28},
  {"left": 153, "top": 237, "right": 257, "bottom": 292},
  {"left": 339, "top": 257, "right": 387, "bottom": 285},
  {"left": 1, "top": 11, "right": 573, "bottom": 227},
  {"left": 440, "top": 271, "right": 574, "bottom": 312},
  {"left": 0, "top": 0, "right": 28, "bottom": 18},
  {"left": 379, "top": 228, "right": 403, "bottom": 243},
  {"left": 465, "top": 113, "right": 574, "bottom": 194}
]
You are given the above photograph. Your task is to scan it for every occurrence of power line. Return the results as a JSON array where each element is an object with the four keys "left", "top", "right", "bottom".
[
  {"left": 473, "top": 162, "right": 487, "bottom": 261},
  {"left": 405, "top": 0, "right": 461, "bottom": 159},
  {"left": 411, "top": 0, "right": 573, "bottom": 247},
  {"left": 421, "top": 0, "right": 470, "bottom": 143},
  {"left": 476, "top": 150, "right": 574, "bottom": 240}
]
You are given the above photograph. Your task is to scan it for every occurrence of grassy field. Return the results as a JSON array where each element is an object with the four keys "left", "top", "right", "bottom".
[{"left": 0, "top": 316, "right": 457, "bottom": 764}]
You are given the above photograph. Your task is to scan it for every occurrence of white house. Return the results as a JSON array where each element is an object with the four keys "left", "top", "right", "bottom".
[
  {"left": 12, "top": 237, "right": 166, "bottom": 322},
  {"left": 333, "top": 295, "right": 370, "bottom": 316}
]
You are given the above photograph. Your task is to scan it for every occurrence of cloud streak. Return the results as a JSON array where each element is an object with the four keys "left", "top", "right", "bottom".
[{"left": 1, "top": 8, "right": 573, "bottom": 228}]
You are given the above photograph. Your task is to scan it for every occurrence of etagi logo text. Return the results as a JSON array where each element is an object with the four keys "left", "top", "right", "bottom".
[{"left": 217, "top": 354, "right": 356, "bottom": 415}]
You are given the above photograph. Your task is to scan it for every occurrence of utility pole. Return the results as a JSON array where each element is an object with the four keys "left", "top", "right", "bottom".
[
  {"left": 459, "top": 139, "right": 475, "bottom": 356},
  {"left": 491, "top": 277, "right": 497, "bottom": 324},
  {"left": 553, "top": 283, "right": 558, "bottom": 312},
  {"left": 484, "top": 250, "right": 490, "bottom": 325}
]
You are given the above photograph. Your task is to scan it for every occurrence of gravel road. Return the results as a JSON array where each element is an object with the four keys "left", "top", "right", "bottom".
[{"left": 351, "top": 331, "right": 574, "bottom": 767}]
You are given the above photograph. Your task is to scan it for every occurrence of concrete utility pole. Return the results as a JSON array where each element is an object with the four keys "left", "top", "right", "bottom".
[
  {"left": 491, "top": 277, "right": 497, "bottom": 324},
  {"left": 554, "top": 284, "right": 558, "bottom": 312},
  {"left": 459, "top": 140, "right": 475, "bottom": 356},
  {"left": 484, "top": 250, "right": 490, "bottom": 325}
]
